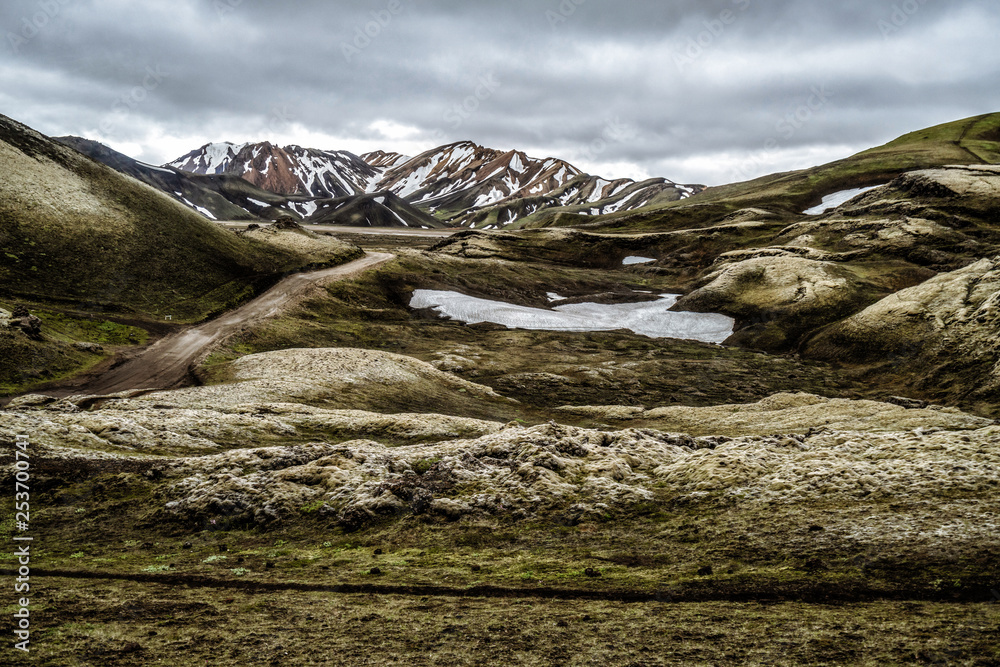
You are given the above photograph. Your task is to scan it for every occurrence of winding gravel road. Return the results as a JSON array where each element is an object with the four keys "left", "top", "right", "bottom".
[{"left": 70, "top": 252, "right": 394, "bottom": 396}]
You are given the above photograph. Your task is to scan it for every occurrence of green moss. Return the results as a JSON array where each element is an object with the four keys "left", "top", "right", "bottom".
[
  {"left": 413, "top": 458, "right": 442, "bottom": 475},
  {"left": 34, "top": 311, "right": 149, "bottom": 345}
]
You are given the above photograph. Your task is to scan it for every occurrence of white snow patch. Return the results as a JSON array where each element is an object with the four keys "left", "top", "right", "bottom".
[
  {"left": 138, "top": 161, "right": 174, "bottom": 174},
  {"left": 388, "top": 209, "right": 410, "bottom": 227},
  {"left": 623, "top": 256, "right": 656, "bottom": 266},
  {"left": 295, "top": 200, "right": 319, "bottom": 218},
  {"left": 410, "top": 291, "right": 734, "bottom": 343},
  {"left": 473, "top": 188, "right": 505, "bottom": 208},
  {"left": 194, "top": 205, "right": 216, "bottom": 220},
  {"left": 804, "top": 186, "right": 884, "bottom": 215}
]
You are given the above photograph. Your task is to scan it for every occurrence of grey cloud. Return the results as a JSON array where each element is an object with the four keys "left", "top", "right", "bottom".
[{"left": 1, "top": 0, "right": 998, "bottom": 184}]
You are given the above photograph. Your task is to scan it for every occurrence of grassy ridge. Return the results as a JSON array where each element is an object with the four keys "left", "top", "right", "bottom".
[
  {"left": 0, "top": 114, "right": 325, "bottom": 322},
  {"left": 523, "top": 112, "right": 1000, "bottom": 232}
]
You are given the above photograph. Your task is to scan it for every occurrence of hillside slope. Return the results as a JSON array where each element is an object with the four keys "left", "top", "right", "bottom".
[
  {"left": 56, "top": 136, "right": 269, "bottom": 221},
  {"left": 0, "top": 115, "right": 332, "bottom": 321},
  {"left": 529, "top": 113, "right": 1000, "bottom": 232}
]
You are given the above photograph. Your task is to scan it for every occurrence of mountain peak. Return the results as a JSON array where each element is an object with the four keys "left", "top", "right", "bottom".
[{"left": 166, "top": 138, "right": 703, "bottom": 227}]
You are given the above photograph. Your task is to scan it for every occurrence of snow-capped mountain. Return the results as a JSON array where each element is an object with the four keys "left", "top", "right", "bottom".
[
  {"left": 58, "top": 137, "right": 446, "bottom": 229},
  {"left": 373, "top": 141, "right": 700, "bottom": 228},
  {"left": 361, "top": 150, "right": 411, "bottom": 170},
  {"left": 168, "top": 142, "right": 380, "bottom": 198},
  {"left": 373, "top": 142, "right": 583, "bottom": 213},
  {"left": 165, "top": 140, "right": 704, "bottom": 228},
  {"left": 167, "top": 141, "right": 249, "bottom": 175},
  {"left": 458, "top": 176, "right": 697, "bottom": 229}
]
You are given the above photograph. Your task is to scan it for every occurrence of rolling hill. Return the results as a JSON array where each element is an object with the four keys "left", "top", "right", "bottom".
[
  {"left": 530, "top": 113, "right": 1000, "bottom": 233},
  {"left": 0, "top": 115, "right": 336, "bottom": 321}
]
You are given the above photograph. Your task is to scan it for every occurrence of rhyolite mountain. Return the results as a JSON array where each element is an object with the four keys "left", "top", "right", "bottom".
[
  {"left": 57, "top": 137, "right": 447, "bottom": 229},
  {"left": 168, "top": 141, "right": 379, "bottom": 199},
  {"left": 166, "top": 139, "right": 703, "bottom": 228}
]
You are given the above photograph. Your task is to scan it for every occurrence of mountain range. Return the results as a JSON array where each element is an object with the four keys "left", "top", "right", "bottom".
[{"left": 58, "top": 137, "right": 703, "bottom": 229}]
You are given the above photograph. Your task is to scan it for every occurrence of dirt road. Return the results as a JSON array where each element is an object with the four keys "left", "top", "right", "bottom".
[{"left": 66, "top": 252, "right": 394, "bottom": 396}]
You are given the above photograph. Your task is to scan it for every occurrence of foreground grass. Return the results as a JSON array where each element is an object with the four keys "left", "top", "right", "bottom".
[
  {"left": 6, "top": 461, "right": 997, "bottom": 606},
  {"left": 0, "top": 303, "right": 152, "bottom": 395},
  {"left": 3, "top": 451, "right": 997, "bottom": 664},
  {"left": 6, "top": 578, "right": 998, "bottom": 665}
]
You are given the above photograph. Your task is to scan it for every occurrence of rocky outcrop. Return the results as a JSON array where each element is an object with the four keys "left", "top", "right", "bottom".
[
  {"left": 556, "top": 392, "right": 992, "bottom": 436},
  {"left": 804, "top": 257, "right": 1000, "bottom": 402},
  {"left": 673, "top": 256, "right": 883, "bottom": 350},
  {"left": 3, "top": 344, "right": 996, "bottom": 541},
  {"left": 5, "top": 401, "right": 995, "bottom": 532},
  {"left": 186, "top": 348, "right": 514, "bottom": 413},
  {"left": 9, "top": 306, "right": 41, "bottom": 338},
  {"left": 891, "top": 165, "right": 1000, "bottom": 200},
  {"left": 651, "top": 164, "right": 1000, "bottom": 354},
  {"left": 240, "top": 225, "right": 362, "bottom": 265},
  {"left": 773, "top": 215, "right": 979, "bottom": 270},
  {"left": 0, "top": 397, "right": 503, "bottom": 455}
]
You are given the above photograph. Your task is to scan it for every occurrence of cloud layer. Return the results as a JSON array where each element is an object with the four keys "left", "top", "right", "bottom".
[{"left": 3, "top": 0, "right": 998, "bottom": 184}]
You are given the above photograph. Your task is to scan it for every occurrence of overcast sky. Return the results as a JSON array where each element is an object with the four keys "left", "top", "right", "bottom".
[{"left": 2, "top": 0, "right": 998, "bottom": 185}]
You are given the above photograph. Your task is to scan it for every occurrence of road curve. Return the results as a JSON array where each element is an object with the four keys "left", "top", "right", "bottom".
[{"left": 73, "top": 252, "right": 394, "bottom": 396}]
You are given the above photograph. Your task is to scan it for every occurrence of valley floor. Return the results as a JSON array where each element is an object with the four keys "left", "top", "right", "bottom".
[{"left": 3, "top": 236, "right": 999, "bottom": 666}]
